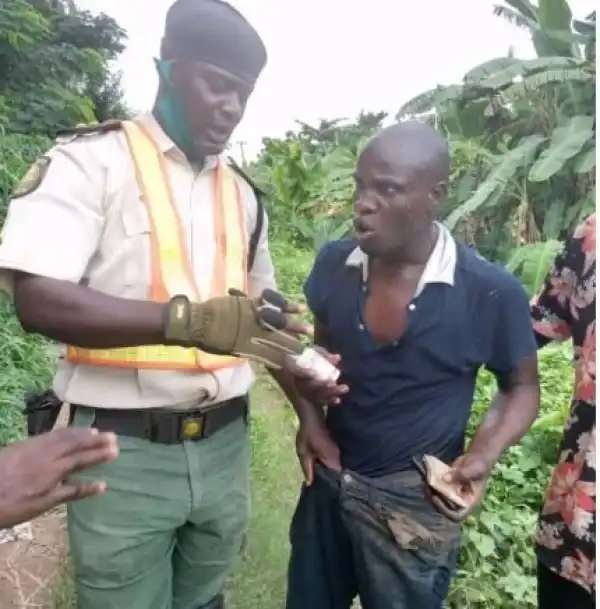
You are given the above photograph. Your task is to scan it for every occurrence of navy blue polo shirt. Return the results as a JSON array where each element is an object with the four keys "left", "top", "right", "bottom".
[{"left": 304, "top": 231, "right": 537, "bottom": 478}]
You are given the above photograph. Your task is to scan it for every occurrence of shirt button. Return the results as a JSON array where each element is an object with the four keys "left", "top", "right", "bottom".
[
  {"left": 408, "top": 303, "right": 416, "bottom": 311},
  {"left": 343, "top": 474, "right": 353, "bottom": 484},
  {"left": 358, "top": 324, "right": 365, "bottom": 331}
]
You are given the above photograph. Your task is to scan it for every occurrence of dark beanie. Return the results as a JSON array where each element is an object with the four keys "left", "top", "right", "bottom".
[{"left": 163, "top": 0, "right": 267, "bottom": 84}]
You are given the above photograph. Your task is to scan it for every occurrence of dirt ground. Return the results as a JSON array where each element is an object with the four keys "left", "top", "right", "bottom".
[
  {"left": 0, "top": 404, "right": 71, "bottom": 609},
  {"left": 0, "top": 512, "right": 67, "bottom": 608}
]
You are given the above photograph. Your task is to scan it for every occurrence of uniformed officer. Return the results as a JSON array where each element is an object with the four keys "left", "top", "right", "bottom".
[{"left": 0, "top": 1, "right": 325, "bottom": 608}]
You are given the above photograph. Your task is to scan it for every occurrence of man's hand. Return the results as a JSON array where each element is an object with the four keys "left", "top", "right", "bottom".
[
  {"left": 430, "top": 452, "right": 493, "bottom": 522},
  {"left": 296, "top": 416, "right": 342, "bottom": 486},
  {"left": 285, "top": 348, "right": 349, "bottom": 405},
  {"left": 0, "top": 428, "right": 119, "bottom": 529}
]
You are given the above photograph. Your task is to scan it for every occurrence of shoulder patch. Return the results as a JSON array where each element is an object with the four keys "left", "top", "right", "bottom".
[
  {"left": 54, "top": 119, "right": 123, "bottom": 142},
  {"left": 11, "top": 156, "right": 51, "bottom": 199}
]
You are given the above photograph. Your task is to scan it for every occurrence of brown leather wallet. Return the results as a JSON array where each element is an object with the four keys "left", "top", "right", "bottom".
[{"left": 413, "top": 455, "right": 469, "bottom": 512}]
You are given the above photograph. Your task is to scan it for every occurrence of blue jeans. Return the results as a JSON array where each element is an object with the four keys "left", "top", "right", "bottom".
[{"left": 286, "top": 464, "right": 461, "bottom": 609}]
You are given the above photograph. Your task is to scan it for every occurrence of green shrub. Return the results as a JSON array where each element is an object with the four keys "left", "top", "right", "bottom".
[{"left": 0, "top": 298, "right": 55, "bottom": 446}]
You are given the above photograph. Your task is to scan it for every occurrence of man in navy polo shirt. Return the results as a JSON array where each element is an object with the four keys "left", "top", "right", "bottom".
[{"left": 285, "top": 121, "right": 541, "bottom": 609}]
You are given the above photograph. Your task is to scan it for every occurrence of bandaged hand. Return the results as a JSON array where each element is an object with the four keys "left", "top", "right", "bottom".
[{"left": 163, "top": 289, "right": 310, "bottom": 368}]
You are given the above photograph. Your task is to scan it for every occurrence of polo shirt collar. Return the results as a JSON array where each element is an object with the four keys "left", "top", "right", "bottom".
[{"left": 345, "top": 222, "right": 457, "bottom": 296}]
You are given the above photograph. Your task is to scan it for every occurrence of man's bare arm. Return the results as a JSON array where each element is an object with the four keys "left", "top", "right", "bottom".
[
  {"left": 466, "top": 355, "right": 540, "bottom": 466},
  {"left": 14, "top": 274, "right": 167, "bottom": 348}
]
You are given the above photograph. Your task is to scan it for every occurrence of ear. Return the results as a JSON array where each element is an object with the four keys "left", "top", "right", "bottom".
[{"left": 429, "top": 180, "right": 448, "bottom": 205}]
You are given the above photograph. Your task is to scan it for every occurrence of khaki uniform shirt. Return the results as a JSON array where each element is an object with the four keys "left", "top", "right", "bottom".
[{"left": 0, "top": 113, "right": 277, "bottom": 410}]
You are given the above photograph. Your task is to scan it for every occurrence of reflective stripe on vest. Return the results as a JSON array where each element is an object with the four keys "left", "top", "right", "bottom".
[{"left": 66, "top": 120, "right": 248, "bottom": 371}]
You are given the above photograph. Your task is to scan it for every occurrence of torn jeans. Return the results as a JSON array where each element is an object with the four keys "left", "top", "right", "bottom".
[{"left": 285, "top": 464, "right": 461, "bottom": 609}]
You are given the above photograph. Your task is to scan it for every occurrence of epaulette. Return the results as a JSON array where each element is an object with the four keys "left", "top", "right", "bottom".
[
  {"left": 227, "top": 157, "right": 266, "bottom": 198},
  {"left": 54, "top": 119, "right": 123, "bottom": 143}
]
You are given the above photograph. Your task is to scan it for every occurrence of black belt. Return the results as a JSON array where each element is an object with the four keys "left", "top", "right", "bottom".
[{"left": 71, "top": 395, "right": 248, "bottom": 444}]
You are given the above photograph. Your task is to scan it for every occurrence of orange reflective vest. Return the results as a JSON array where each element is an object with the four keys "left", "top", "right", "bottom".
[{"left": 66, "top": 120, "right": 248, "bottom": 371}]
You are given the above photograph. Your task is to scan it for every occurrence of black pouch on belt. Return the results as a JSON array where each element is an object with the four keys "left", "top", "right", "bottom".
[{"left": 23, "top": 389, "right": 65, "bottom": 436}]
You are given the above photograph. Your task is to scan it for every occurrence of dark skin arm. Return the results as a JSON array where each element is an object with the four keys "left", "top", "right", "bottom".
[
  {"left": 14, "top": 274, "right": 311, "bottom": 352},
  {"left": 284, "top": 321, "right": 349, "bottom": 411},
  {"left": 275, "top": 321, "right": 348, "bottom": 484},
  {"left": 272, "top": 322, "right": 346, "bottom": 422},
  {"left": 435, "top": 355, "right": 540, "bottom": 521},
  {"left": 13, "top": 274, "right": 166, "bottom": 348},
  {"left": 464, "top": 355, "right": 540, "bottom": 468}
]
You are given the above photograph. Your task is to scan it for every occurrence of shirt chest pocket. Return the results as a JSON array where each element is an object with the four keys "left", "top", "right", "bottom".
[{"left": 120, "top": 201, "right": 152, "bottom": 289}]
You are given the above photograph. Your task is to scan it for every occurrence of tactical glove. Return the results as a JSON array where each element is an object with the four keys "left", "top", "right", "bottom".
[{"left": 163, "top": 288, "right": 306, "bottom": 368}]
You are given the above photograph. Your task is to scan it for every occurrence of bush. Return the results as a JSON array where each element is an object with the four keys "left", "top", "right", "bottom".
[{"left": 0, "top": 298, "right": 55, "bottom": 446}]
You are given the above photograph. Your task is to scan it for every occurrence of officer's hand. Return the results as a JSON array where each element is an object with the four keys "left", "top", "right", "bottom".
[
  {"left": 284, "top": 348, "right": 349, "bottom": 405},
  {"left": 0, "top": 428, "right": 119, "bottom": 529},
  {"left": 430, "top": 452, "right": 492, "bottom": 522},
  {"left": 164, "top": 289, "right": 311, "bottom": 369},
  {"left": 296, "top": 417, "right": 342, "bottom": 486}
]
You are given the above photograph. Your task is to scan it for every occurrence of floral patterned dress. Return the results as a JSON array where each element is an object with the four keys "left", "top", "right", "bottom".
[{"left": 531, "top": 215, "right": 596, "bottom": 595}]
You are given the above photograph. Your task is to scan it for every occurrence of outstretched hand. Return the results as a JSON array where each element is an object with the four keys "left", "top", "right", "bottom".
[{"left": 0, "top": 428, "right": 119, "bottom": 529}]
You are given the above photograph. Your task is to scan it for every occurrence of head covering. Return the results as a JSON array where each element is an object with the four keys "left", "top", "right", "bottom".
[{"left": 163, "top": 0, "right": 267, "bottom": 84}]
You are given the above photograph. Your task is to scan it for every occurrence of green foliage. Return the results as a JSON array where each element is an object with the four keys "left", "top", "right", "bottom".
[
  {"left": 249, "top": 112, "right": 385, "bottom": 249},
  {"left": 0, "top": 298, "right": 55, "bottom": 446},
  {"left": 0, "top": 0, "right": 130, "bottom": 135},
  {"left": 396, "top": 0, "right": 595, "bottom": 263},
  {"left": 505, "top": 239, "right": 562, "bottom": 295}
]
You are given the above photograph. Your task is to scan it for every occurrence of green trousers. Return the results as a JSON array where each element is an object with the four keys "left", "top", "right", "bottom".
[{"left": 67, "top": 406, "right": 251, "bottom": 609}]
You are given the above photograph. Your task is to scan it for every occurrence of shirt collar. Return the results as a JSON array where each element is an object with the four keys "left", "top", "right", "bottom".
[
  {"left": 135, "top": 112, "right": 223, "bottom": 171},
  {"left": 345, "top": 222, "right": 457, "bottom": 297}
]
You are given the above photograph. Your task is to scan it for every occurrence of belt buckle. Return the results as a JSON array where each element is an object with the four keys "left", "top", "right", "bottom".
[{"left": 181, "top": 415, "right": 204, "bottom": 440}]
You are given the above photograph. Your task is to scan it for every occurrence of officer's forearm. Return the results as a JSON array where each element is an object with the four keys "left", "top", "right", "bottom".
[{"left": 14, "top": 274, "right": 167, "bottom": 348}]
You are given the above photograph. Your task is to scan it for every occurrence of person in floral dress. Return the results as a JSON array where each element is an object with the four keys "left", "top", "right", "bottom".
[{"left": 531, "top": 214, "right": 596, "bottom": 609}]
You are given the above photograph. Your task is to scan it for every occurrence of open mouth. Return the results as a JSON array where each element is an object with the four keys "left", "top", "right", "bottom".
[{"left": 353, "top": 218, "right": 376, "bottom": 238}]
